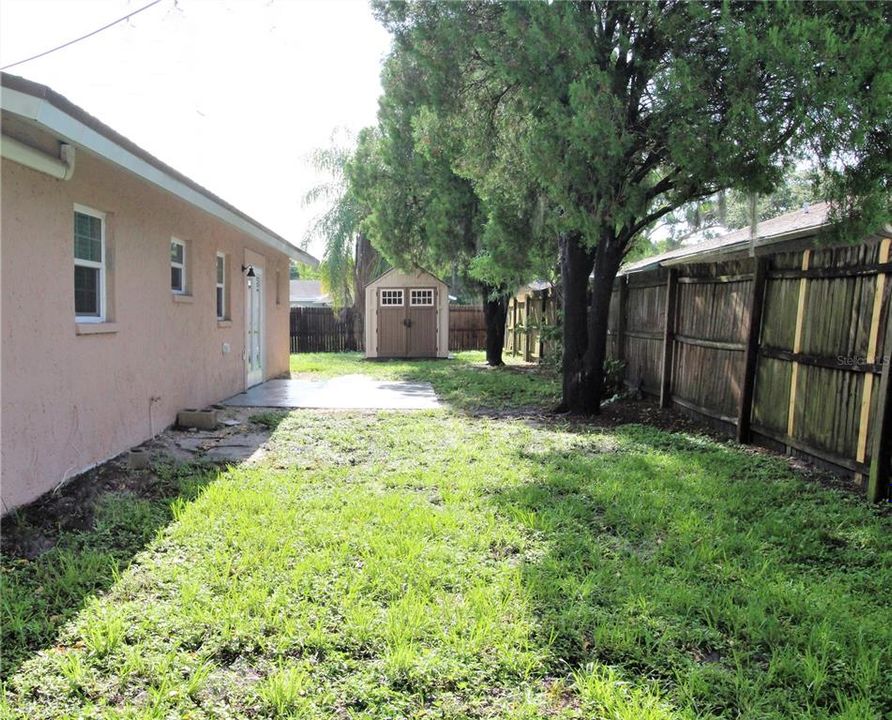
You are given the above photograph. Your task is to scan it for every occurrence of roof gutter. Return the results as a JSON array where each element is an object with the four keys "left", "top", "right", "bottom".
[{"left": 1, "top": 134, "right": 75, "bottom": 180}]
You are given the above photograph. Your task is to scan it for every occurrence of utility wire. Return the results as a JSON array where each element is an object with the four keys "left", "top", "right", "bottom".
[{"left": 1, "top": 0, "right": 163, "bottom": 71}]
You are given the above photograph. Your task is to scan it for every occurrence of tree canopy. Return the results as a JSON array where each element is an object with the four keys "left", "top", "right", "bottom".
[
  {"left": 303, "top": 129, "right": 387, "bottom": 310},
  {"left": 373, "top": 0, "right": 891, "bottom": 411},
  {"left": 354, "top": 39, "right": 554, "bottom": 363}
]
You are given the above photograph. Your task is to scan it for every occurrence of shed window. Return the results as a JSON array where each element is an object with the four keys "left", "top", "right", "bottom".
[
  {"left": 216, "top": 253, "right": 227, "bottom": 319},
  {"left": 410, "top": 288, "right": 434, "bottom": 306},
  {"left": 380, "top": 289, "right": 404, "bottom": 306},
  {"left": 171, "top": 238, "right": 186, "bottom": 293},
  {"left": 74, "top": 206, "right": 105, "bottom": 321}
]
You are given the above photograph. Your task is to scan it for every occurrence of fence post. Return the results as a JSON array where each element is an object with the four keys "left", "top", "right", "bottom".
[
  {"left": 524, "top": 293, "right": 532, "bottom": 362},
  {"left": 857, "top": 238, "right": 891, "bottom": 485},
  {"left": 659, "top": 269, "right": 678, "bottom": 408},
  {"left": 539, "top": 291, "right": 548, "bottom": 360},
  {"left": 615, "top": 276, "right": 628, "bottom": 365},
  {"left": 867, "top": 289, "right": 892, "bottom": 502},
  {"left": 737, "top": 257, "right": 767, "bottom": 443},
  {"left": 786, "top": 249, "right": 812, "bottom": 442},
  {"left": 507, "top": 298, "right": 514, "bottom": 356},
  {"left": 514, "top": 299, "right": 522, "bottom": 358}
]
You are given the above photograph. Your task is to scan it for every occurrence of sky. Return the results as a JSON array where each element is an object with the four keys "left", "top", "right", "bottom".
[{"left": 0, "top": 0, "right": 392, "bottom": 260}]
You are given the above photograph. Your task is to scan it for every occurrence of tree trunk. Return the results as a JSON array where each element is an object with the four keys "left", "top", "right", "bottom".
[
  {"left": 352, "top": 233, "right": 380, "bottom": 352},
  {"left": 558, "top": 232, "right": 596, "bottom": 413},
  {"left": 344, "top": 307, "right": 358, "bottom": 351},
  {"left": 482, "top": 287, "right": 508, "bottom": 366},
  {"left": 581, "top": 239, "right": 624, "bottom": 413}
]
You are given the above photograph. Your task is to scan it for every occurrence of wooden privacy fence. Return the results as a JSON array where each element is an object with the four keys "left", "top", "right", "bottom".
[
  {"left": 505, "top": 288, "right": 560, "bottom": 362},
  {"left": 610, "top": 234, "right": 892, "bottom": 500},
  {"left": 449, "top": 305, "right": 487, "bottom": 351},
  {"left": 505, "top": 232, "right": 892, "bottom": 500},
  {"left": 291, "top": 305, "right": 488, "bottom": 353},
  {"left": 290, "top": 307, "right": 356, "bottom": 353}
]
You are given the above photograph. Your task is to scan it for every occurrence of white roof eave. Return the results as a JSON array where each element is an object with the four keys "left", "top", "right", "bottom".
[{"left": 1, "top": 85, "right": 317, "bottom": 266}]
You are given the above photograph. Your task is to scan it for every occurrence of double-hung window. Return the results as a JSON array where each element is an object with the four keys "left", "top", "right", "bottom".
[
  {"left": 216, "top": 253, "right": 227, "bottom": 319},
  {"left": 74, "top": 206, "right": 105, "bottom": 321},
  {"left": 170, "top": 238, "right": 186, "bottom": 293}
]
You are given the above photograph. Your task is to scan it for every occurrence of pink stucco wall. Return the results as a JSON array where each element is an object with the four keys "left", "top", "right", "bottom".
[{"left": 1, "top": 144, "right": 292, "bottom": 513}]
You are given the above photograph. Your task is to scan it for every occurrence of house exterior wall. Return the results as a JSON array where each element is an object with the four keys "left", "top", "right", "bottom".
[
  {"left": 1, "top": 141, "right": 291, "bottom": 513},
  {"left": 364, "top": 269, "right": 449, "bottom": 358}
]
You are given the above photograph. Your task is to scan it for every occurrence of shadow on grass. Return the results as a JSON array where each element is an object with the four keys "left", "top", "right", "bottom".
[
  {"left": 0, "top": 461, "right": 225, "bottom": 681},
  {"left": 491, "top": 425, "right": 892, "bottom": 717}
]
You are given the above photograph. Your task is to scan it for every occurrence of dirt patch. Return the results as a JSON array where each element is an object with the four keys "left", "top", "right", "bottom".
[
  {"left": 473, "top": 395, "right": 704, "bottom": 432},
  {"left": 0, "top": 457, "right": 156, "bottom": 558},
  {"left": 690, "top": 646, "right": 724, "bottom": 665},
  {"left": 0, "top": 407, "right": 278, "bottom": 559}
]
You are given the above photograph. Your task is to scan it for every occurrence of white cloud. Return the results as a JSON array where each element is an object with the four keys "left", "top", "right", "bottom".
[{"left": 0, "top": 0, "right": 391, "bottom": 259}]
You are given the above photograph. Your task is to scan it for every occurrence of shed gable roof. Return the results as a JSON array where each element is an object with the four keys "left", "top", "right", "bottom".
[{"left": 365, "top": 267, "right": 448, "bottom": 289}]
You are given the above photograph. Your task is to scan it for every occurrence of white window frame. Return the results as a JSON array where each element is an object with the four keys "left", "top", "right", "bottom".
[
  {"left": 171, "top": 237, "right": 187, "bottom": 294},
  {"left": 380, "top": 289, "right": 404, "bottom": 306},
  {"left": 410, "top": 288, "right": 435, "bottom": 307},
  {"left": 216, "top": 252, "right": 227, "bottom": 320},
  {"left": 74, "top": 204, "right": 106, "bottom": 323}
]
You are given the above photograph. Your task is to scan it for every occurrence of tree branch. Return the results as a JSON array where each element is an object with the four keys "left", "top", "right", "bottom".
[{"left": 619, "top": 203, "right": 676, "bottom": 248}]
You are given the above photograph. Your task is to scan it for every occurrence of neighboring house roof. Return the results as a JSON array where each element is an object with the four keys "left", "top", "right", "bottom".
[
  {"left": 289, "top": 279, "right": 331, "bottom": 305},
  {"left": 622, "top": 202, "right": 832, "bottom": 275},
  {"left": 0, "top": 72, "right": 317, "bottom": 266}
]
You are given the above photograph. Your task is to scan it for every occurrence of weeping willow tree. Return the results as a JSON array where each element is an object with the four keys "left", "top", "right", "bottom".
[{"left": 303, "top": 129, "right": 387, "bottom": 349}]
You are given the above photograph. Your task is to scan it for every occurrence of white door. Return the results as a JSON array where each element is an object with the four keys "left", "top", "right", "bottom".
[{"left": 245, "top": 268, "right": 264, "bottom": 388}]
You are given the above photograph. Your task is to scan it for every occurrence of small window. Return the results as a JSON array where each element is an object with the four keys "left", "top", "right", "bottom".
[
  {"left": 380, "top": 289, "right": 404, "bottom": 306},
  {"left": 410, "top": 288, "right": 434, "bottom": 306},
  {"left": 74, "top": 206, "right": 105, "bottom": 321},
  {"left": 171, "top": 238, "right": 186, "bottom": 293},
  {"left": 216, "top": 253, "right": 227, "bottom": 319}
]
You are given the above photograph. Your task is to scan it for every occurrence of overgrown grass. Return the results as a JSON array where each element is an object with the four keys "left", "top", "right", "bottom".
[
  {"left": 0, "top": 464, "right": 218, "bottom": 682},
  {"left": 290, "top": 351, "right": 561, "bottom": 411},
  {"left": 3, "top": 404, "right": 889, "bottom": 718}
]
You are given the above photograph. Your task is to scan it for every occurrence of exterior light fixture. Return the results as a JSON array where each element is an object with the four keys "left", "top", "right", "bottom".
[{"left": 241, "top": 264, "right": 256, "bottom": 277}]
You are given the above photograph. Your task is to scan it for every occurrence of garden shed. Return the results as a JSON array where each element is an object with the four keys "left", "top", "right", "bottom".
[{"left": 364, "top": 268, "right": 449, "bottom": 358}]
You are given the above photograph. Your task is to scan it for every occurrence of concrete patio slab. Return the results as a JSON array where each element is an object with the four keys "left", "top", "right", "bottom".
[{"left": 223, "top": 375, "right": 442, "bottom": 410}]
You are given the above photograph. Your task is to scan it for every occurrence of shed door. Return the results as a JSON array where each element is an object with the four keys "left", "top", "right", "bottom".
[
  {"left": 377, "top": 288, "right": 406, "bottom": 357},
  {"left": 407, "top": 287, "right": 437, "bottom": 357}
]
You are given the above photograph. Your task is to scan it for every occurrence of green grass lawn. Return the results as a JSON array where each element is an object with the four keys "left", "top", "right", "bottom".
[{"left": 2, "top": 354, "right": 890, "bottom": 718}]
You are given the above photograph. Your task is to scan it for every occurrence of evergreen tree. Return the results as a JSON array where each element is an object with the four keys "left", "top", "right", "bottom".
[{"left": 375, "top": 0, "right": 891, "bottom": 412}]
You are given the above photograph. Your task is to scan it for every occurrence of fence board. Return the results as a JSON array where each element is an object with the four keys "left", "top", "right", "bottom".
[
  {"left": 449, "top": 305, "right": 487, "bottom": 351},
  {"left": 673, "top": 343, "right": 744, "bottom": 420}
]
